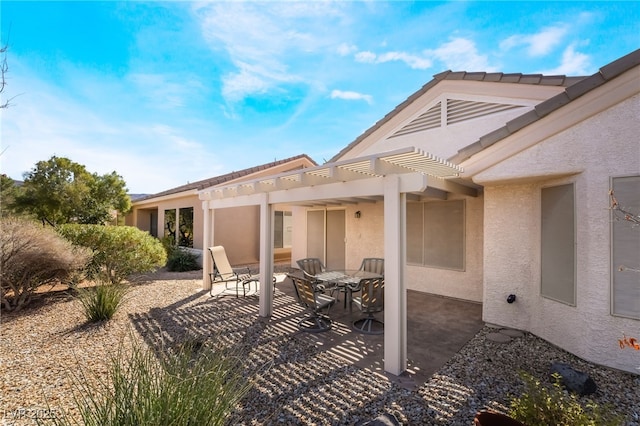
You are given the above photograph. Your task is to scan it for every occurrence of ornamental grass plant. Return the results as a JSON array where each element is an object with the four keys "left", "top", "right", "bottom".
[
  {"left": 51, "top": 336, "right": 250, "bottom": 426},
  {"left": 76, "top": 281, "right": 129, "bottom": 322}
]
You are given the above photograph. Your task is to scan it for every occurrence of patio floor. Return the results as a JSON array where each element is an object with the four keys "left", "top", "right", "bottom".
[{"left": 266, "top": 273, "right": 484, "bottom": 387}]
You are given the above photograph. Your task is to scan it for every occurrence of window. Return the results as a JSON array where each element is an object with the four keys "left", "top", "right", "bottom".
[
  {"left": 164, "top": 209, "right": 176, "bottom": 242},
  {"left": 611, "top": 175, "right": 640, "bottom": 319},
  {"left": 178, "top": 207, "right": 194, "bottom": 248},
  {"left": 274, "top": 211, "right": 292, "bottom": 249},
  {"left": 540, "top": 184, "right": 575, "bottom": 305},
  {"left": 406, "top": 200, "right": 465, "bottom": 270},
  {"left": 164, "top": 208, "right": 194, "bottom": 248}
]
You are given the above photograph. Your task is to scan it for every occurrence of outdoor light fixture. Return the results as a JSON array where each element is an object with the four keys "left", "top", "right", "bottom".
[
  {"left": 355, "top": 211, "right": 361, "bottom": 219},
  {"left": 507, "top": 294, "right": 516, "bottom": 304}
]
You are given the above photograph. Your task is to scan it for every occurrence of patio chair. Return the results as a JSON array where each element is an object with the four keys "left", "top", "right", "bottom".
[
  {"left": 360, "top": 258, "right": 384, "bottom": 276},
  {"left": 287, "top": 272, "right": 336, "bottom": 333},
  {"left": 296, "top": 257, "right": 325, "bottom": 280},
  {"left": 208, "top": 246, "right": 254, "bottom": 299},
  {"left": 340, "top": 258, "right": 385, "bottom": 311},
  {"left": 352, "top": 277, "right": 384, "bottom": 334}
]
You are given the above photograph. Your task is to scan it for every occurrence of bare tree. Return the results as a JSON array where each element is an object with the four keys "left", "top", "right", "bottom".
[{"left": 0, "top": 42, "right": 8, "bottom": 109}]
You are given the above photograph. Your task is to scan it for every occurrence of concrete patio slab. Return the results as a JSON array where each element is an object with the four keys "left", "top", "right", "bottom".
[{"left": 271, "top": 275, "right": 484, "bottom": 387}]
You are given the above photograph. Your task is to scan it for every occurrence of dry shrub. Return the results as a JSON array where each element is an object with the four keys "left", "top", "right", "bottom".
[{"left": 0, "top": 217, "right": 90, "bottom": 311}]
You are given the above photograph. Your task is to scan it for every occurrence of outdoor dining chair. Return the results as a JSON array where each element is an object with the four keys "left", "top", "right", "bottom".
[
  {"left": 287, "top": 272, "right": 336, "bottom": 333},
  {"left": 296, "top": 257, "right": 325, "bottom": 280},
  {"left": 337, "top": 258, "right": 385, "bottom": 308},
  {"left": 352, "top": 277, "right": 384, "bottom": 334},
  {"left": 208, "top": 246, "right": 254, "bottom": 299},
  {"left": 360, "top": 258, "right": 384, "bottom": 276}
]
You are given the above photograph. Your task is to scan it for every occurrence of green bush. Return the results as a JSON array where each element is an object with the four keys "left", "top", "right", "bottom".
[
  {"left": 0, "top": 217, "right": 90, "bottom": 311},
  {"left": 509, "top": 372, "right": 623, "bottom": 426},
  {"left": 77, "top": 281, "right": 129, "bottom": 322},
  {"left": 166, "top": 248, "right": 200, "bottom": 272},
  {"left": 57, "top": 225, "right": 167, "bottom": 284},
  {"left": 54, "top": 337, "right": 251, "bottom": 426}
]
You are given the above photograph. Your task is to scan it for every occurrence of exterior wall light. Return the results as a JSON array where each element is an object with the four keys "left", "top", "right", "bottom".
[{"left": 355, "top": 211, "right": 361, "bottom": 219}]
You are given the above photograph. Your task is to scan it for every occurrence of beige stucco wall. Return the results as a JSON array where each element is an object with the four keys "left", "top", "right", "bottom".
[
  {"left": 212, "top": 206, "right": 260, "bottom": 265},
  {"left": 290, "top": 195, "right": 483, "bottom": 303},
  {"left": 476, "top": 94, "right": 640, "bottom": 374}
]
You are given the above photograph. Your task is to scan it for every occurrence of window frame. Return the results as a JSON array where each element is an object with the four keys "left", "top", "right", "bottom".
[
  {"left": 406, "top": 199, "right": 466, "bottom": 272},
  {"left": 540, "top": 182, "right": 577, "bottom": 306},
  {"left": 610, "top": 174, "right": 640, "bottom": 320}
]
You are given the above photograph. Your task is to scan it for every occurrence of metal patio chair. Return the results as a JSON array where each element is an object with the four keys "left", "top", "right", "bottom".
[
  {"left": 340, "top": 258, "right": 385, "bottom": 311},
  {"left": 288, "top": 272, "right": 336, "bottom": 333},
  {"left": 360, "top": 257, "right": 384, "bottom": 276},
  {"left": 352, "top": 277, "right": 384, "bottom": 334},
  {"left": 296, "top": 257, "right": 326, "bottom": 280}
]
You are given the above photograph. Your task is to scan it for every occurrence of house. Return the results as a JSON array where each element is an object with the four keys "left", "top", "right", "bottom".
[
  {"left": 126, "top": 154, "right": 316, "bottom": 265},
  {"left": 198, "top": 49, "right": 640, "bottom": 376}
]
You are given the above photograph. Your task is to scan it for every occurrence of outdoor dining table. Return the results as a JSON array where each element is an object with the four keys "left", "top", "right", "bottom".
[{"left": 313, "top": 269, "right": 383, "bottom": 310}]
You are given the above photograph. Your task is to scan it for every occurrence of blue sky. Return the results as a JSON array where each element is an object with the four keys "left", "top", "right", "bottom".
[{"left": 1, "top": 1, "right": 638, "bottom": 194}]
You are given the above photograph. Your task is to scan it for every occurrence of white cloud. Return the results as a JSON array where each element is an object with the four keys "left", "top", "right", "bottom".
[
  {"left": 427, "top": 38, "right": 494, "bottom": 71},
  {"left": 127, "top": 72, "right": 205, "bottom": 109},
  {"left": 500, "top": 25, "right": 569, "bottom": 57},
  {"left": 337, "top": 43, "right": 358, "bottom": 56},
  {"left": 355, "top": 51, "right": 377, "bottom": 63},
  {"left": 354, "top": 50, "right": 431, "bottom": 70},
  {"left": 330, "top": 90, "right": 373, "bottom": 104},
  {"left": 377, "top": 52, "right": 432, "bottom": 70},
  {"left": 538, "top": 44, "right": 591, "bottom": 75},
  {"left": 193, "top": 2, "right": 347, "bottom": 103}
]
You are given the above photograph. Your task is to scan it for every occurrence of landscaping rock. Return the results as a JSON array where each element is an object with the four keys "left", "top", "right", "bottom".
[
  {"left": 550, "top": 362, "right": 597, "bottom": 395},
  {"left": 356, "top": 412, "right": 401, "bottom": 426}
]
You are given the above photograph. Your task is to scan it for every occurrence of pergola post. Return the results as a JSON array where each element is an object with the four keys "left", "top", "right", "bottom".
[
  {"left": 201, "top": 202, "right": 213, "bottom": 291},
  {"left": 258, "top": 193, "right": 274, "bottom": 317},
  {"left": 384, "top": 174, "right": 407, "bottom": 375}
]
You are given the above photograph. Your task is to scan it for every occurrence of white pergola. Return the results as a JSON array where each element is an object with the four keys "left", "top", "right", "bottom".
[{"left": 198, "top": 146, "right": 474, "bottom": 375}]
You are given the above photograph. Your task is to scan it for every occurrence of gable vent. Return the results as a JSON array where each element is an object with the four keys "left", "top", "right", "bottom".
[
  {"left": 390, "top": 102, "right": 441, "bottom": 138},
  {"left": 447, "top": 99, "right": 520, "bottom": 125}
]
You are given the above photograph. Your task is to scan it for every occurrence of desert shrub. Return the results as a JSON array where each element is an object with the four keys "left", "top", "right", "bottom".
[
  {"left": 160, "top": 235, "right": 176, "bottom": 255},
  {"left": 166, "top": 248, "right": 200, "bottom": 272},
  {"left": 509, "top": 372, "right": 623, "bottom": 426},
  {"left": 57, "top": 225, "right": 167, "bottom": 284},
  {"left": 0, "top": 217, "right": 90, "bottom": 311},
  {"left": 54, "top": 337, "right": 251, "bottom": 426},
  {"left": 77, "top": 280, "right": 129, "bottom": 322}
]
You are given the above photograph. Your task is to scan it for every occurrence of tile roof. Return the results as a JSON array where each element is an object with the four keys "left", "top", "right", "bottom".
[
  {"left": 450, "top": 48, "right": 640, "bottom": 163},
  {"left": 328, "top": 69, "right": 587, "bottom": 163},
  {"left": 133, "top": 154, "right": 317, "bottom": 202}
]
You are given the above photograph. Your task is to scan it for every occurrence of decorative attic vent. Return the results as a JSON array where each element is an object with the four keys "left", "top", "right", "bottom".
[
  {"left": 390, "top": 102, "right": 441, "bottom": 138},
  {"left": 390, "top": 98, "right": 522, "bottom": 139},
  {"left": 447, "top": 99, "right": 520, "bottom": 125}
]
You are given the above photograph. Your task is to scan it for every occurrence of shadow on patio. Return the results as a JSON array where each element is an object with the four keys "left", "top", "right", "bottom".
[{"left": 128, "top": 273, "right": 483, "bottom": 424}]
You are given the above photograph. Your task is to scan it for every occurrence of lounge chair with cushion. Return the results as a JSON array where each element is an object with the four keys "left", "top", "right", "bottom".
[{"left": 208, "top": 246, "right": 255, "bottom": 299}]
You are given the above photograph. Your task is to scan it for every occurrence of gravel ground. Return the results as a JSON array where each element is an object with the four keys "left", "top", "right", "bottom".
[{"left": 1, "top": 270, "right": 639, "bottom": 425}]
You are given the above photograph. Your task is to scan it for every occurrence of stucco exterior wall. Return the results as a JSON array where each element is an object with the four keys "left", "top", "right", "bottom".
[
  {"left": 344, "top": 203, "right": 385, "bottom": 269},
  {"left": 291, "top": 196, "right": 483, "bottom": 303},
  {"left": 213, "top": 206, "right": 260, "bottom": 265},
  {"left": 477, "top": 94, "right": 640, "bottom": 374}
]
